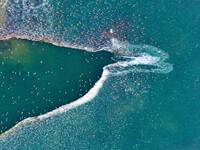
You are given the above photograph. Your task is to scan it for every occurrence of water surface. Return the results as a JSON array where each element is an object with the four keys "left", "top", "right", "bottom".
[{"left": 0, "top": 0, "right": 200, "bottom": 150}]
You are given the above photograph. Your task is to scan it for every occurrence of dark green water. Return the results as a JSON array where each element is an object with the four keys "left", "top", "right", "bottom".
[{"left": 0, "top": 39, "right": 114, "bottom": 134}]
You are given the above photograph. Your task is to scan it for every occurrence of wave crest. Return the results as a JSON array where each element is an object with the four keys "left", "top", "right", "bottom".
[
  {"left": 105, "top": 38, "right": 173, "bottom": 75},
  {"left": 0, "top": 0, "right": 173, "bottom": 139}
]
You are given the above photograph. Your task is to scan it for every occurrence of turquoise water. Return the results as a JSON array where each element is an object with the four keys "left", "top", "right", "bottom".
[{"left": 0, "top": 0, "right": 200, "bottom": 150}]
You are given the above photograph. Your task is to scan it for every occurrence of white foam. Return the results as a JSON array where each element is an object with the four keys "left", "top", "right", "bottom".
[
  {"left": 111, "top": 38, "right": 123, "bottom": 49},
  {"left": 0, "top": 25, "right": 173, "bottom": 138},
  {"left": 117, "top": 55, "right": 160, "bottom": 67},
  {"left": 0, "top": 35, "right": 173, "bottom": 137}
]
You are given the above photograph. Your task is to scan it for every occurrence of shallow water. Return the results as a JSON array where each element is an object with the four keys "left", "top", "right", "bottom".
[{"left": 0, "top": 0, "right": 200, "bottom": 150}]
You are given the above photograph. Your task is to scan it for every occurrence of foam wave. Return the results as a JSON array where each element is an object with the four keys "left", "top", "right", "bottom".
[
  {"left": 0, "top": 0, "right": 173, "bottom": 138},
  {"left": 0, "top": 64, "right": 110, "bottom": 138},
  {"left": 0, "top": 37, "right": 173, "bottom": 138},
  {"left": 104, "top": 38, "right": 173, "bottom": 75}
]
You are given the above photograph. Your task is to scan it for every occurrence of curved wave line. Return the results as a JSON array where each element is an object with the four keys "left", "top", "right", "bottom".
[{"left": 0, "top": 36, "right": 173, "bottom": 138}]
